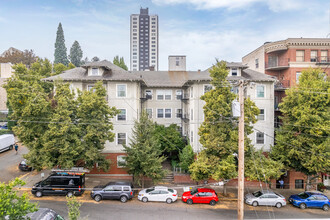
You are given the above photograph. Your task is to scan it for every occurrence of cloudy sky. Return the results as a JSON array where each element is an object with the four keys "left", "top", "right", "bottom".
[{"left": 0, "top": 0, "right": 329, "bottom": 70}]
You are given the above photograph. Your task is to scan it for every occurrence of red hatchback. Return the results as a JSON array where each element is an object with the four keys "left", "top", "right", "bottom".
[{"left": 182, "top": 188, "right": 219, "bottom": 205}]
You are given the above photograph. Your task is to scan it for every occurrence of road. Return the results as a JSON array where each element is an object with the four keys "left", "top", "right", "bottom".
[
  {"left": 30, "top": 196, "right": 330, "bottom": 220},
  {"left": 0, "top": 144, "right": 29, "bottom": 183}
]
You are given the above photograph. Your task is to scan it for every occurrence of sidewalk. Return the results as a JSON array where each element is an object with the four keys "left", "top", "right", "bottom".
[{"left": 18, "top": 170, "right": 330, "bottom": 200}]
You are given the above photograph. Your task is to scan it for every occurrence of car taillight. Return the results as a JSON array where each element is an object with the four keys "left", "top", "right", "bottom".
[
  {"left": 130, "top": 192, "right": 133, "bottom": 195},
  {"left": 173, "top": 194, "right": 177, "bottom": 197},
  {"left": 79, "top": 186, "right": 81, "bottom": 192}
]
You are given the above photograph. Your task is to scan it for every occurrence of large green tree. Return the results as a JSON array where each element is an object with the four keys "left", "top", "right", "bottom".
[
  {"left": 0, "top": 178, "right": 38, "bottom": 219},
  {"left": 190, "top": 61, "right": 283, "bottom": 194},
  {"left": 123, "top": 111, "right": 166, "bottom": 188},
  {"left": 271, "top": 68, "right": 330, "bottom": 188},
  {"left": 0, "top": 49, "right": 38, "bottom": 67},
  {"left": 113, "top": 55, "right": 128, "bottom": 70},
  {"left": 69, "top": 41, "right": 83, "bottom": 67},
  {"left": 54, "top": 23, "right": 69, "bottom": 65}
]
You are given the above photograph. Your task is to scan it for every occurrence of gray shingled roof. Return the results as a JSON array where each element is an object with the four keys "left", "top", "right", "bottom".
[{"left": 44, "top": 60, "right": 275, "bottom": 86}]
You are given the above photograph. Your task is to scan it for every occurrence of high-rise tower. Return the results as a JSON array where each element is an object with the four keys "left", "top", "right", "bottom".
[{"left": 130, "top": 8, "right": 159, "bottom": 71}]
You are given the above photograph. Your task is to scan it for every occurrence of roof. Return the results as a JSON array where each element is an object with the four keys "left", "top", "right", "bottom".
[
  {"left": 43, "top": 60, "right": 275, "bottom": 86},
  {"left": 198, "top": 188, "right": 215, "bottom": 192}
]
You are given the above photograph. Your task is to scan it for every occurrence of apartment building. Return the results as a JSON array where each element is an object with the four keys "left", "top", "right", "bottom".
[
  {"left": 0, "top": 63, "right": 13, "bottom": 116},
  {"left": 242, "top": 38, "right": 330, "bottom": 127},
  {"left": 45, "top": 60, "right": 275, "bottom": 177},
  {"left": 130, "top": 8, "right": 159, "bottom": 71}
]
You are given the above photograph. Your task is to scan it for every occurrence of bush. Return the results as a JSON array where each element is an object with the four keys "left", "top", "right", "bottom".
[
  {"left": 317, "top": 182, "right": 326, "bottom": 192},
  {"left": 179, "top": 145, "right": 195, "bottom": 171}
]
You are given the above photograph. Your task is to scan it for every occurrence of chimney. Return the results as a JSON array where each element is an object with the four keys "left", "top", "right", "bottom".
[{"left": 168, "top": 55, "right": 186, "bottom": 71}]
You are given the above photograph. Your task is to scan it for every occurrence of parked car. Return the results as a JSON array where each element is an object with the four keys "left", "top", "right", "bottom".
[
  {"left": 31, "top": 171, "right": 85, "bottom": 197},
  {"left": 182, "top": 188, "right": 219, "bottom": 205},
  {"left": 25, "top": 208, "right": 65, "bottom": 220},
  {"left": 0, "top": 123, "right": 8, "bottom": 130},
  {"left": 0, "top": 134, "right": 15, "bottom": 153},
  {"left": 138, "top": 186, "right": 178, "bottom": 204},
  {"left": 289, "top": 191, "right": 330, "bottom": 211},
  {"left": 244, "top": 190, "right": 286, "bottom": 208},
  {"left": 18, "top": 159, "right": 34, "bottom": 171},
  {"left": 91, "top": 182, "right": 134, "bottom": 203}
]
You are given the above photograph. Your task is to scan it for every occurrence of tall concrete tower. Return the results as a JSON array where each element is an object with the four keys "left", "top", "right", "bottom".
[{"left": 130, "top": 8, "right": 159, "bottom": 71}]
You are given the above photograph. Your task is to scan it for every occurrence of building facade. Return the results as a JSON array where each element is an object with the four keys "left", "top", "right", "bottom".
[
  {"left": 45, "top": 60, "right": 275, "bottom": 178},
  {"left": 0, "top": 63, "right": 13, "bottom": 116},
  {"left": 130, "top": 8, "right": 159, "bottom": 71}
]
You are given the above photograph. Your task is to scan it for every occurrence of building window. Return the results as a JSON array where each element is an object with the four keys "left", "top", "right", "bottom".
[
  {"left": 164, "top": 90, "right": 171, "bottom": 100},
  {"left": 157, "top": 90, "right": 163, "bottom": 100},
  {"left": 165, "top": 109, "right": 171, "bottom": 118},
  {"left": 176, "top": 61, "right": 179, "bottom": 66},
  {"left": 255, "top": 58, "right": 259, "bottom": 68},
  {"left": 296, "top": 72, "right": 302, "bottom": 84},
  {"left": 311, "top": 50, "right": 317, "bottom": 62},
  {"left": 204, "top": 84, "right": 212, "bottom": 94},
  {"left": 117, "top": 133, "right": 126, "bottom": 145},
  {"left": 157, "top": 109, "right": 164, "bottom": 118},
  {"left": 145, "top": 90, "right": 152, "bottom": 99},
  {"left": 296, "top": 50, "right": 305, "bottom": 62},
  {"left": 231, "top": 68, "right": 238, "bottom": 76},
  {"left": 91, "top": 68, "right": 99, "bottom": 76},
  {"left": 321, "top": 50, "right": 328, "bottom": 62},
  {"left": 257, "top": 109, "right": 265, "bottom": 121},
  {"left": 157, "top": 90, "right": 171, "bottom": 100},
  {"left": 117, "top": 109, "right": 126, "bottom": 121},
  {"left": 256, "top": 132, "right": 264, "bottom": 144},
  {"left": 117, "top": 155, "right": 126, "bottom": 168},
  {"left": 152, "top": 18, "right": 156, "bottom": 20},
  {"left": 231, "top": 86, "right": 239, "bottom": 94},
  {"left": 176, "top": 90, "right": 182, "bottom": 99},
  {"left": 117, "top": 84, "right": 126, "bottom": 97},
  {"left": 191, "top": 109, "right": 193, "bottom": 120},
  {"left": 295, "top": 179, "right": 304, "bottom": 189},
  {"left": 190, "top": 131, "right": 193, "bottom": 143},
  {"left": 176, "top": 109, "right": 182, "bottom": 118},
  {"left": 256, "top": 85, "right": 265, "bottom": 98},
  {"left": 133, "top": 17, "right": 137, "bottom": 20},
  {"left": 87, "top": 85, "right": 95, "bottom": 92},
  {"left": 146, "top": 108, "right": 152, "bottom": 118}
]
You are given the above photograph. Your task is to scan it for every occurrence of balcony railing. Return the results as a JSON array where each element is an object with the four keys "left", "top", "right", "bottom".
[
  {"left": 265, "top": 57, "right": 290, "bottom": 70},
  {"left": 275, "top": 80, "right": 290, "bottom": 90},
  {"left": 316, "top": 56, "right": 330, "bottom": 64}
]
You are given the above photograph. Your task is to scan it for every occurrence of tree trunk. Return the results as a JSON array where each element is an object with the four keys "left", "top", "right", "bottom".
[
  {"left": 306, "top": 175, "right": 311, "bottom": 191},
  {"left": 223, "top": 183, "right": 227, "bottom": 196},
  {"left": 142, "top": 176, "right": 145, "bottom": 189}
]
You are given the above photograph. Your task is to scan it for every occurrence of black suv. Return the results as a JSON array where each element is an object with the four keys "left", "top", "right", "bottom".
[
  {"left": 31, "top": 171, "right": 85, "bottom": 197},
  {"left": 91, "top": 182, "right": 134, "bottom": 203}
]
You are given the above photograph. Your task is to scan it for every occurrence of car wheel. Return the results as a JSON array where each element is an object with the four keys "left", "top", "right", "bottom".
[
  {"left": 187, "top": 199, "right": 193, "bottom": 205},
  {"left": 322, "top": 205, "right": 329, "bottom": 211},
  {"left": 275, "top": 202, "right": 282, "bottom": 208},
  {"left": 299, "top": 203, "right": 306, "bottom": 209},
  {"left": 67, "top": 191, "right": 74, "bottom": 197},
  {"left": 35, "top": 191, "right": 42, "bottom": 197},
  {"left": 252, "top": 201, "right": 258, "bottom": 207},
  {"left": 288, "top": 198, "right": 293, "bottom": 203},
  {"left": 142, "top": 197, "right": 148, "bottom": 203},
  {"left": 9, "top": 145, "right": 13, "bottom": 150},
  {"left": 166, "top": 198, "right": 172, "bottom": 204},
  {"left": 120, "top": 196, "right": 128, "bottom": 203},
  {"left": 94, "top": 195, "right": 102, "bottom": 202},
  {"left": 210, "top": 200, "right": 216, "bottom": 206}
]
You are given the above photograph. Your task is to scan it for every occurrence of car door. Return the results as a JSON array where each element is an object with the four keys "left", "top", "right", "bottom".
[
  {"left": 148, "top": 190, "right": 160, "bottom": 201},
  {"left": 103, "top": 185, "right": 114, "bottom": 199},
  {"left": 307, "top": 195, "right": 318, "bottom": 207},
  {"left": 112, "top": 186, "right": 122, "bottom": 199},
  {"left": 40, "top": 178, "right": 53, "bottom": 195},
  {"left": 194, "top": 192, "right": 206, "bottom": 203},
  {"left": 258, "top": 195, "right": 269, "bottom": 206},
  {"left": 160, "top": 190, "right": 169, "bottom": 202}
]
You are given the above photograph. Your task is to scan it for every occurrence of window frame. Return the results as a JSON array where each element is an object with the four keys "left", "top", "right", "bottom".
[
  {"left": 146, "top": 108, "right": 152, "bottom": 118},
  {"left": 256, "top": 85, "right": 265, "bottom": 98},
  {"left": 203, "top": 84, "right": 213, "bottom": 94},
  {"left": 164, "top": 108, "right": 172, "bottom": 118},
  {"left": 257, "top": 109, "right": 265, "bottom": 121},
  {"left": 116, "top": 84, "right": 127, "bottom": 98},
  {"left": 117, "top": 155, "right": 126, "bottom": 168},
  {"left": 157, "top": 108, "right": 164, "bottom": 118},
  {"left": 91, "top": 68, "right": 99, "bottom": 76},
  {"left": 256, "top": 132, "right": 265, "bottom": 144},
  {"left": 116, "top": 133, "right": 127, "bottom": 145},
  {"left": 117, "top": 109, "right": 127, "bottom": 121}
]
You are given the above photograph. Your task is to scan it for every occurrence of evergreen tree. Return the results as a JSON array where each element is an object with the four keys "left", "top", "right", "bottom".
[
  {"left": 113, "top": 55, "right": 128, "bottom": 70},
  {"left": 91, "top": 56, "right": 100, "bottom": 62},
  {"left": 271, "top": 68, "right": 330, "bottom": 189},
  {"left": 69, "top": 41, "right": 83, "bottom": 67},
  {"left": 123, "top": 111, "right": 166, "bottom": 187},
  {"left": 179, "top": 145, "right": 194, "bottom": 171},
  {"left": 54, "top": 23, "right": 69, "bottom": 65}
]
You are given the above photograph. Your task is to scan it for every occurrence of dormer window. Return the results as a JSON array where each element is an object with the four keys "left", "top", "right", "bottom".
[
  {"left": 231, "top": 68, "right": 238, "bottom": 76},
  {"left": 91, "top": 68, "right": 99, "bottom": 76}
]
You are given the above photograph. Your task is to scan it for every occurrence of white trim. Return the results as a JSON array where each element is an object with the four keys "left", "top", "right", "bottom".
[
  {"left": 157, "top": 108, "right": 164, "bottom": 118},
  {"left": 256, "top": 84, "right": 265, "bottom": 98},
  {"left": 116, "top": 108, "right": 127, "bottom": 121},
  {"left": 257, "top": 108, "right": 265, "bottom": 121},
  {"left": 256, "top": 132, "right": 265, "bottom": 144},
  {"left": 116, "top": 84, "right": 127, "bottom": 98},
  {"left": 164, "top": 108, "right": 172, "bottom": 118}
]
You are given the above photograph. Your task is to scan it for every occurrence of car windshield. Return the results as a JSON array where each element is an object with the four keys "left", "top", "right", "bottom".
[
  {"left": 190, "top": 189, "right": 198, "bottom": 195},
  {"left": 252, "top": 191, "right": 263, "bottom": 197},
  {"left": 297, "top": 192, "right": 310, "bottom": 199},
  {"left": 146, "top": 188, "right": 154, "bottom": 193}
]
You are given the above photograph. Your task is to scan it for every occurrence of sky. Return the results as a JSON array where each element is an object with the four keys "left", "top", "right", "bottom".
[{"left": 0, "top": 0, "right": 329, "bottom": 71}]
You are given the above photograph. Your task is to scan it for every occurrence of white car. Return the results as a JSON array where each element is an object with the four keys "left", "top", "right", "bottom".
[{"left": 138, "top": 186, "right": 178, "bottom": 204}]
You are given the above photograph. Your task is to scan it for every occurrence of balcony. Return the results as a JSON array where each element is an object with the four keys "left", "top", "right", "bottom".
[
  {"left": 316, "top": 56, "right": 330, "bottom": 65},
  {"left": 265, "top": 57, "right": 290, "bottom": 71},
  {"left": 274, "top": 80, "right": 290, "bottom": 91}
]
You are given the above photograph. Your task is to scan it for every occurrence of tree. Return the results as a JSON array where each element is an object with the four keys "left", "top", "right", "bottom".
[
  {"left": 271, "top": 68, "right": 330, "bottom": 189},
  {"left": 113, "top": 55, "right": 128, "bottom": 70},
  {"left": 0, "top": 49, "right": 38, "bottom": 67},
  {"left": 0, "top": 178, "right": 38, "bottom": 219},
  {"left": 91, "top": 56, "right": 100, "bottom": 62},
  {"left": 123, "top": 111, "right": 166, "bottom": 188},
  {"left": 179, "top": 145, "right": 194, "bottom": 171},
  {"left": 69, "top": 41, "right": 83, "bottom": 67},
  {"left": 189, "top": 61, "right": 282, "bottom": 194},
  {"left": 4, "top": 60, "right": 117, "bottom": 171},
  {"left": 54, "top": 23, "right": 69, "bottom": 65},
  {"left": 189, "top": 151, "right": 211, "bottom": 183},
  {"left": 67, "top": 196, "right": 81, "bottom": 220}
]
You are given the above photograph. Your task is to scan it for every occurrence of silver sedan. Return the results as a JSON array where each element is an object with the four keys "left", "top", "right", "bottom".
[{"left": 245, "top": 190, "right": 287, "bottom": 208}]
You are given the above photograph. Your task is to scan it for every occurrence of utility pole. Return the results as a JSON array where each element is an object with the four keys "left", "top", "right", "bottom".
[{"left": 237, "top": 80, "right": 244, "bottom": 220}]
